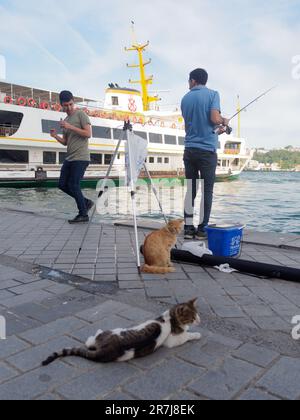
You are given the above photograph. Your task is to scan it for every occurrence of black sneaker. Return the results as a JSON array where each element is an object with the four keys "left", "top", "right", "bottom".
[
  {"left": 86, "top": 199, "right": 95, "bottom": 213},
  {"left": 184, "top": 226, "right": 196, "bottom": 240},
  {"left": 68, "top": 215, "right": 89, "bottom": 224},
  {"left": 195, "top": 227, "right": 208, "bottom": 240}
]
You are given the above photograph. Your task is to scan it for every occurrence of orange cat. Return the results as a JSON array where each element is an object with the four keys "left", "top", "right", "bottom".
[{"left": 142, "top": 219, "right": 184, "bottom": 274}]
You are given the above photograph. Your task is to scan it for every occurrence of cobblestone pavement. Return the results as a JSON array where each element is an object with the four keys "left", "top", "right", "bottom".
[{"left": 0, "top": 209, "right": 300, "bottom": 400}]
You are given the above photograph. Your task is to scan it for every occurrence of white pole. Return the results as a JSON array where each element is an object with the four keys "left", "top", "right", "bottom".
[{"left": 126, "top": 128, "right": 142, "bottom": 274}]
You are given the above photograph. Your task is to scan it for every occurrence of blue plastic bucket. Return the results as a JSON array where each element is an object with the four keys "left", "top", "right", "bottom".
[{"left": 205, "top": 225, "right": 245, "bottom": 257}]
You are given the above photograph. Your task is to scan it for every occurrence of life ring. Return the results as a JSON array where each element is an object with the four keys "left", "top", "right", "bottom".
[
  {"left": 27, "top": 98, "right": 36, "bottom": 107},
  {"left": 40, "top": 102, "right": 50, "bottom": 110},
  {"left": 17, "top": 97, "right": 27, "bottom": 107},
  {"left": 4, "top": 96, "right": 13, "bottom": 104},
  {"left": 52, "top": 103, "right": 62, "bottom": 112}
]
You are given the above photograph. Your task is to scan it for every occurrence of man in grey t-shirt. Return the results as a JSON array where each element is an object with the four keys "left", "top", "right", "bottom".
[{"left": 50, "top": 91, "right": 94, "bottom": 224}]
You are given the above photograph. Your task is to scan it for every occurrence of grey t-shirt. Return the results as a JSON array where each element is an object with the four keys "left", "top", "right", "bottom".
[{"left": 64, "top": 110, "right": 91, "bottom": 162}]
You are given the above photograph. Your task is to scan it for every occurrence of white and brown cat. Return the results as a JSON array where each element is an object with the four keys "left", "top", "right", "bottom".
[
  {"left": 42, "top": 298, "right": 201, "bottom": 366},
  {"left": 141, "top": 219, "right": 184, "bottom": 274}
]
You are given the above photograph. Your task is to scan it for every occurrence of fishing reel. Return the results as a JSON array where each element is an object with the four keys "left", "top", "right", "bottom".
[{"left": 214, "top": 125, "right": 233, "bottom": 135}]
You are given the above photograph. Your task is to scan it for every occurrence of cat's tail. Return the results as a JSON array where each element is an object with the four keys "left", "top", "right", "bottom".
[
  {"left": 141, "top": 264, "right": 175, "bottom": 274},
  {"left": 42, "top": 347, "right": 98, "bottom": 366}
]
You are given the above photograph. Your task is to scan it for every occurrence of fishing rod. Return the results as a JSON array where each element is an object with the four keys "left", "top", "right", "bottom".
[{"left": 215, "top": 86, "right": 276, "bottom": 135}]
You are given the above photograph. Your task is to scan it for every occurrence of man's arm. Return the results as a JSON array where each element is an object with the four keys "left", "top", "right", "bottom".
[
  {"left": 50, "top": 129, "right": 67, "bottom": 146},
  {"left": 60, "top": 121, "right": 92, "bottom": 138},
  {"left": 211, "top": 110, "right": 229, "bottom": 126}
]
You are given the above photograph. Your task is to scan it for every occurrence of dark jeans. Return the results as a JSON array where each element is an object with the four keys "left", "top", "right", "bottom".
[
  {"left": 59, "top": 160, "right": 89, "bottom": 216},
  {"left": 184, "top": 148, "right": 218, "bottom": 229}
]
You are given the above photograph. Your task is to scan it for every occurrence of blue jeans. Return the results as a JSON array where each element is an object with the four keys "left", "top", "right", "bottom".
[
  {"left": 184, "top": 148, "right": 217, "bottom": 229},
  {"left": 59, "top": 160, "right": 89, "bottom": 216}
]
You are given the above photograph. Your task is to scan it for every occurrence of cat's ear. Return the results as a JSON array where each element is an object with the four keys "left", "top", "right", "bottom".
[{"left": 189, "top": 298, "right": 198, "bottom": 306}]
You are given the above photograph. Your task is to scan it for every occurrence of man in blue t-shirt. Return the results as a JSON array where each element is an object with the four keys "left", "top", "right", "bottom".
[{"left": 181, "top": 68, "right": 229, "bottom": 240}]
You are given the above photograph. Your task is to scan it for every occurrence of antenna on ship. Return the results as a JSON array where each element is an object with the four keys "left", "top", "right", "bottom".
[{"left": 125, "top": 22, "right": 160, "bottom": 111}]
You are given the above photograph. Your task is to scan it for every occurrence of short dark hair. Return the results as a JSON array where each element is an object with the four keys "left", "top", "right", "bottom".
[
  {"left": 59, "top": 91, "right": 74, "bottom": 105},
  {"left": 189, "top": 69, "right": 208, "bottom": 86}
]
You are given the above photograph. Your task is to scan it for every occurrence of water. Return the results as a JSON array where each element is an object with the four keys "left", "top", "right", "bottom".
[{"left": 0, "top": 172, "right": 299, "bottom": 235}]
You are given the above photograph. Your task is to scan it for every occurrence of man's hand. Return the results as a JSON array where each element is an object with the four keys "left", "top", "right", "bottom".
[
  {"left": 222, "top": 118, "right": 230, "bottom": 127},
  {"left": 216, "top": 126, "right": 227, "bottom": 135},
  {"left": 60, "top": 120, "right": 72, "bottom": 130},
  {"left": 50, "top": 129, "right": 57, "bottom": 138}
]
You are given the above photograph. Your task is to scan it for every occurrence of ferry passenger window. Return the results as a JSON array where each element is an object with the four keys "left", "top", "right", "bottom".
[
  {"left": 91, "top": 154, "right": 103, "bottom": 165},
  {"left": 157, "top": 157, "right": 163, "bottom": 164},
  {"left": 178, "top": 137, "right": 185, "bottom": 146},
  {"left": 105, "top": 154, "right": 113, "bottom": 165},
  {"left": 217, "top": 142, "right": 221, "bottom": 149},
  {"left": 41, "top": 120, "right": 63, "bottom": 135},
  {"left": 149, "top": 157, "right": 155, "bottom": 164},
  {"left": 164, "top": 135, "right": 177, "bottom": 145},
  {"left": 0, "top": 149, "right": 29, "bottom": 164},
  {"left": 43, "top": 152, "right": 56, "bottom": 164},
  {"left": 59, "top": 152, "right": 67, "bottom": 164},
  {"left": 113, "top": 129, "right": 124, "bottom": 140},
  {"left": 92, "top": 126, "right": 112, "bottom": 139},
  {"left": 149, "top": 133, "right": 163, "bottom": 144},
  {"left": 112, "top": 97, "right": 119, "bottom": 106},
  {"left": 135, "top": 131, "right": 148, "bottom": 141},
  {"left": 164, "top": 158, "right": 170, "bottom": 164}
]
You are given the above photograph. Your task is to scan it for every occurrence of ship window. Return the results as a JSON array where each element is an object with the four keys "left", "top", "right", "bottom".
[
  {"left": 217, "top": 141, "right": 221, "bottom": 149},
  {"left": 91, "top": 154, "right": 103, "bottom": 165},
  {"left": 165, "top": 157, "right": 170, "bottom": 164},
  {"left": 92, "top": 126, "right": 112, "bottom": 139},
  {"left": 43, "top": 152, "right": 56, "bottom": 164},
  {"left": 149, "top": 133, "right": 163, "bottom": 144},
  {"left": 105, "top": 154, "right": 113, "bottom": 165},
  {"left": 178, "top": 137, "right": 185, "bottom": 146},
  {"left": 59, "top": 152, "right": 67, "bottom": 164},
  {"left": 135, "top": 131, "right": 148, "bottom": 141},
  {"left": 165, "top": 135, "right": 177, "bottom": 145},
  {"left": 157, "top": 157, "right": 163, "bottom": 164},
  {"left": 0, "top": 111, "right": 24, "bottom": 137},
  {"left": 0, "top": 149, "right": 29, "bottom": 164},
  {"left": 41, "top": 120, "right": 63, "bottom": 135},
  {"left": 149, "top": 157, "right": 155, "bottom": 164},
  {"left": 113, "top": 128, "right": 124, "bottom": 140},
  {"left": 112, "top": 97, "right": 119, "bottom": 106}
]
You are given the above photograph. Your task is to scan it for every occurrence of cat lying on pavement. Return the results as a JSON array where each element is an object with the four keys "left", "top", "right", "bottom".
[{"left": 42, "top": 298, "right": 201, "bottom": 366}]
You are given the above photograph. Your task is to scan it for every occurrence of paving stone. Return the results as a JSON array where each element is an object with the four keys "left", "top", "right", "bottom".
[
  {"left": 0, "top": 361, "right": 79, "bottom": 400},
  {"left": 257, "top": 357, "right": 300, "bottom": 400},
  {"left": 9, "top": 280, "right": 55, "bottom": 295},
  {"left": 19, "top": 317, "right": 88, "bottom": 345},
  {"left": 57, "top": 363, "right": 139, "bottom": 400},
  {"left": 188, "top": 358, "right": 261, "bottom": 400},
  {"left": 238, "top": 388, "right": 280, "bottom": 400},
  {"left": 76, "top": 300, "right": 131, "bottom": 322},
  {"left": 7, "top": 336, "right": 80, "bottom": 372},
  {"left": 126, "top": 358, "right": 204, "bottom": 400},
  {"left": 0, "top": 336, "right": 30, "bottom": 359},
  {"left": 233, "top": 344, "right": 279, "bottom": 368},
  {"left": 0, "top": 362, "right": 19, "bottom": 383}
]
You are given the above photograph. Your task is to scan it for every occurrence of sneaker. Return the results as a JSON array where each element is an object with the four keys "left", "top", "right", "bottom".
[
  {"left": 68, "top": 215, "right": 89, "bottom": 224},
  {"left": 184, "top": 226, "right": 196, "bottom": 240},
  {"left": 195, "top": 227, "right": 208, "bottom": 240},
  {"left": 86, "top": 199, "right": 95, "bottom": 213}
]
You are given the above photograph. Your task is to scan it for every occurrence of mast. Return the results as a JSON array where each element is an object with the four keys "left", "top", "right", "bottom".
[
  {"left": 125, "top": 22, "right": 160, "bottom": 112},
  {"left": 237, "top": 95, "right": 241, "bottom": 138}
]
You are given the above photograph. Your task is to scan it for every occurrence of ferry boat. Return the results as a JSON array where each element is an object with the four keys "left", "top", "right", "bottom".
[{"left": 0, "top": 39, "right": 251, "bottom": 189}]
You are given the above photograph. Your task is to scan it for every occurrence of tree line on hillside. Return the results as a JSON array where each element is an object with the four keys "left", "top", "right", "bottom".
[{"left": 253, "top": 149, "right": 300, "bottom": 169}]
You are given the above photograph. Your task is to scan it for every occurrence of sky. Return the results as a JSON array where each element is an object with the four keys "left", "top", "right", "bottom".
[{"left": 0, "top": 0, "right": 300, "bottom": 148}]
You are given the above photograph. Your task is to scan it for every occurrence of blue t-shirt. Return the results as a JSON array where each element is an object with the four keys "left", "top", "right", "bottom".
[{"left": 181, "top": 86, "right": 221, "bottom": 152}]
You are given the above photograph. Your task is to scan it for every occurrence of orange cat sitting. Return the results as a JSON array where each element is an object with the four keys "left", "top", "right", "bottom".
[{"left": 142, "top": 219, "right": 184, "bottom": 274}]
